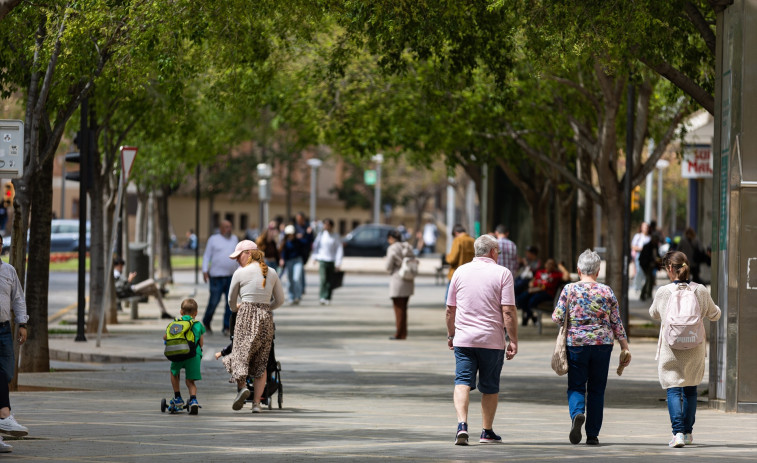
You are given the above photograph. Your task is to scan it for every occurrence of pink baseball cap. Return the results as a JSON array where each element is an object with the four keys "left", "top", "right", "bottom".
[{"left": 229, "top": 240, "right": 257, "bottom": 259}]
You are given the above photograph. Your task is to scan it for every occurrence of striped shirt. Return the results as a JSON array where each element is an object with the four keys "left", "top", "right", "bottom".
[
  {"left": 497, "top": 237, "right": 518, "bottom": 272},
  {"left": 0, "top": 259, "right": 28, "bottom": 324}
]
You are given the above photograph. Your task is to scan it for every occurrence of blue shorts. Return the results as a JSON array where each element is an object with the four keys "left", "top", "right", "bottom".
[{"left": 454, "top": 347, "right": 505, "bottom": 394}]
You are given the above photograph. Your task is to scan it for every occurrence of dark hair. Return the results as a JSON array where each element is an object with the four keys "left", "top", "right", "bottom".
[
  {"left": 387, "top": 229, "right": 402, "bottom": 241},
  {"left": 113, "top": 257, "right": 125, "bottom": 266},
  {"left": 453, "top": 224, "right": 466, "bottom": 236},
  {"left": 323, "top": 218, "right": 334, "bottom": 227},
  {"left": 495, "top": 224, "right": 508, "bottom": 234},
  {"left": 663, "top": 251, "right": 691, "bottom": 281},
  {"left": 526, "top": 245, "right": 539, "bottom": 255}
]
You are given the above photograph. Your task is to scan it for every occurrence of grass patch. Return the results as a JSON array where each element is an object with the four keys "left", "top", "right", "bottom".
[{"left": 50, "top": 254, "right": 203, "bottom": 272}]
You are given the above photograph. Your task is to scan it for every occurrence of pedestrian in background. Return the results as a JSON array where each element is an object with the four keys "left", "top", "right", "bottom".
[
  {"left": 631, "top": 222, "right": 650, "bottom": 290},
  {"left": 385, "top": 229, "right": 415, "bottom": 340},
  {"left": 279, "top": 224, "right": 308, "bottom": 304},
  {"left": 224, "top": 240, "right": 284, "bottom": 413},
  {"left": 552, "top": 249, "right": 631, "bottom": 446},
  {"left": 639, "top": 234, "right": 661, "bottom": 301},
  {"left": 495, "top": 224, "right": 518, "bottom": 272},
  {"left": 312, "top": 218, "right": 343, "bottom": 305},
  {"left": 517, "top": 258, "right": 570, "bottom": 326},
  {"left": 422, "top": 218, "right": 438, "bottom": 254},
  {"left": 445, "top": 224, "right": 475, "bottom": 295},
  {"left": 446, "top": 234, "right": 518, "bottom": 446},
  {"left": 649, "top": 251, "right": 720, "bottom": 448},
  {"left": 293, "top": 212, "right": 314, "bottom": 293},
  {"left": 677, "top": 228, "right": 709, "bottom": 284},
  {"left": 0, "top": 235, "right": 29, "bottom": 452},
  {"left": 202, "top": 220, "right": 239, "bottom": 336},
  {"left": 256, "top": 221, "right": 281, "bottom": 272}
]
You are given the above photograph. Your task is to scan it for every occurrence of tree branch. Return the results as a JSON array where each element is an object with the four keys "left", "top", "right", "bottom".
[
  {"left": 639, "top": 56, "right": 714, "bottom": 115},
  {"left": 629, "top": 105, "right": 690, "bottom": 186},
  {"left": 684, "top": 1, "right": 716, "bottom": 55},
  {"left": 549, "top": 75, "right": 601, "bottom": 115}
]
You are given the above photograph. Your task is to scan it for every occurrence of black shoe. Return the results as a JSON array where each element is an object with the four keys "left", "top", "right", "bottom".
[
  {"left": 569, "top": 413, "right": 585, "bottom": 444},
  {"left": 161, "top": 313, "right": 174, "bottom": 320},
  {"left": 586, "top": 436, "right": 599, "bottom": 445}
]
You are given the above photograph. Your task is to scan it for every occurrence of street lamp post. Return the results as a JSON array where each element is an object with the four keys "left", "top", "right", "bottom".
[
  {"left": 371, "top": 154, "right": 383, "bottom": 223},
  {"left": 656, "top": 159, "right": 670, "bottom": 230},
  {"left": 257, "top": 163, "right": 272, "bottom": 234},
  {"left": 306, "top": 158, "right": 322, "bottom": 224}
]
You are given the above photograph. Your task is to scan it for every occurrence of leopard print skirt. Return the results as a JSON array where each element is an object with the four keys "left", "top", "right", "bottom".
[{"left": 222, "top": 302, "right": 273, "bottom": 382}]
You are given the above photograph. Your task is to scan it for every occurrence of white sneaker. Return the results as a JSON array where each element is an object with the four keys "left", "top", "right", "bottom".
[
  {"left": 252, "top": 402, "right": 262, "bottom": 413},
  {"left": 669, "top": 433, "right": 685, "bottom": 448},
  {"left": 684, "top": 433, "right": 693, "bottom": 445},
  {"left": 0, "top": 415, "right": 28, "bottom": 437},
  {"left": 232, "top": 389, "right": 250, "bottom": 411},
  {"left": 0, "top": 436, "right": 11, "bottom": 453}
]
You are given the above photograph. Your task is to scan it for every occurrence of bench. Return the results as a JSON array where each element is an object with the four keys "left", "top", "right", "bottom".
[
  {"left": 435, "top": 254, "right": 449, "bottom": 286},
  {"left": 532, "top": 282, "right": 569, "bottom": 335},
  {"left": 117, "top": 295, "right": 145, "bottom": 320}
]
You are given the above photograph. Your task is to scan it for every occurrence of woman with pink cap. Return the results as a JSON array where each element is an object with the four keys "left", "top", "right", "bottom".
[{"left": 223, "top": 240, "right": 285, "bottom": 413}]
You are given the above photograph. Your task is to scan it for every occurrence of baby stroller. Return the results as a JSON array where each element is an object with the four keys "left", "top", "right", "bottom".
[{"left": 245, "top": 337, "right": 283, "bottom": 410}]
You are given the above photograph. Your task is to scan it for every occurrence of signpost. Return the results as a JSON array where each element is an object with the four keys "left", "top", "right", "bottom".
[
  {"left": 97, "top": 146, "right": 137, "bottom": 347},
  {"left": 0, "top": 120, "right": 23, "bottom": 179}
]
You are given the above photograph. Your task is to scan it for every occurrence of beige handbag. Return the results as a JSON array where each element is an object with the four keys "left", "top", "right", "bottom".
[{"left": 551, "top": 307, "right": 569, "bottom": 376}]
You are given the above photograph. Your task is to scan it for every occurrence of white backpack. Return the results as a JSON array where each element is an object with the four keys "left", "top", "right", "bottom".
[
  {"left": 397, "top": 244, "right": 419, "bottom": 281},
  {"left": 657, "top": 282, "right": 704, "bottom": 358}
]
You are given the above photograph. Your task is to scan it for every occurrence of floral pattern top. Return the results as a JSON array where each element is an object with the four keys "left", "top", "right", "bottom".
[{"left": 552, "top": 281, "right": 627, "bottom": 346}]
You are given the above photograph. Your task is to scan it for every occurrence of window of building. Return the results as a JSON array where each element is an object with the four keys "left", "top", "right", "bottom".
[
  {"left": 225, "top": 213, "right": 234, "bottom": 228},
  {"left": 339, "top": 219, "right": 347, "bottom": 235},
  {"left": 240, "top": 213, "right": 248, "bottom": 231}
]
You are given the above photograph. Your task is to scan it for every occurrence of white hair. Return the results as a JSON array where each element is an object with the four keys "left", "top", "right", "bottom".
[
  {"left": 577, "top": 249, "right": 601, "bottom": 275},
  {"left": 474, "top": 234, "right": 498, "bottom": 257}
]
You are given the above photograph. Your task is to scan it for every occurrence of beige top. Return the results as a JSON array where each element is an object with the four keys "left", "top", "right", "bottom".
[
  {"left": 228, "top": 263, "right": 285, "bottom": 312},
  {"left": 649, "top": 283, "right": 721, "bottom": 389}
]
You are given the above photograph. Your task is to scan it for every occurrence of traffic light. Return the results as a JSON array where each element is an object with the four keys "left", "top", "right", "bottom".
[
  {"left": 3, "top": 183, "right": 14, "bottom": 208},
  {"left": 630, "top": 185, "right": 641, "bottom": 212},
  {"left": 65, "top": 131, "right": 92, "bottom": 188}
]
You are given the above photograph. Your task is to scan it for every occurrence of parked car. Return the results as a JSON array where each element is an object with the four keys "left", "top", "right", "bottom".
[
  {"left": 342, "top": 224, "right": 395, "bottom": 257},
  {"left": 1, "top": 219, "right": 90, "bottom": 254}
]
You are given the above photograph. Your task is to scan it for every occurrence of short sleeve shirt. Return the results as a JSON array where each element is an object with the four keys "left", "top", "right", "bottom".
[
  {"left": 180, "top": 315, "right": 206, "bottom": 356},
  {"left": 446, "top": 257, "right": 515, "bottom": 350}
]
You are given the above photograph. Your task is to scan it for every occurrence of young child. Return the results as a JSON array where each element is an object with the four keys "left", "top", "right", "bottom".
[{"left": 164, "top": 298, "right": 206, "bottom": 414}]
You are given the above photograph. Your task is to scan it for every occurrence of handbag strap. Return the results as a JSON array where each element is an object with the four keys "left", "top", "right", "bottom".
[{"left": 560, "top": 284, "right": 570, "bottom": 335}]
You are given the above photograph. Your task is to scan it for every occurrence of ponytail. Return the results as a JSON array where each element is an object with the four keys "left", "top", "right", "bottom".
[
  {"left": 664, "top": 251, "right": 691, "bottom": 282},
  {"left": 249, "top": 249, "right": 268, "bottom": 287}
]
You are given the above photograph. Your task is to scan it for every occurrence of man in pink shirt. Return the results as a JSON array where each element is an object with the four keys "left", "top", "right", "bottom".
[{"left": 445, "top": 234, "right": 518, "bottom": 446}]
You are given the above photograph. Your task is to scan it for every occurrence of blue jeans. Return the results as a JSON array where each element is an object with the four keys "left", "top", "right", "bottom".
[
  {"left": 567, "top": 344, "right": 613, "bottom": 438},
  {"left": 667, "top": 386, "right": 697, "bottom": 434},
  {"left": 202, "top": 276, "right": 232, "bottom": 331},
  {"left": 0, "top": 322, "right": 15, "bottom": 409},
  {"left": 286, "top": 257, "right": 304, "bottom": 301}
]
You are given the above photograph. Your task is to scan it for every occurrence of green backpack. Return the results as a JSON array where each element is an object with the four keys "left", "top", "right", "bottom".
[{"left": 164, "top": 318, "right": 198, "bottom": 362}]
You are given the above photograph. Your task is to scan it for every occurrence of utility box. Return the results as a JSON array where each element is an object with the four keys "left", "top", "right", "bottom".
[{"left": 0, "top": 120, "right": 24, "bottom": 179}]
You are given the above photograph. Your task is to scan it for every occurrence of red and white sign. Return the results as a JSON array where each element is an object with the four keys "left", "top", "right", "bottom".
[
  {"left": 120, "top": 146, "right": 138, "bottom": 182},
  {"left": 681, "top": 145, "right": 712, "bottom": 179}
]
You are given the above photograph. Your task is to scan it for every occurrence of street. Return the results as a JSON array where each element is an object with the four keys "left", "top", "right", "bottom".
[{"left": 8, "top": 263, "right": 754, "bottom": 461}]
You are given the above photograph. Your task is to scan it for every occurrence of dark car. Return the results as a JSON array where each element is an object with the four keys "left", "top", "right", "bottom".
[{"left": 342, "top": 224, "right": 396, "bottom": 257}]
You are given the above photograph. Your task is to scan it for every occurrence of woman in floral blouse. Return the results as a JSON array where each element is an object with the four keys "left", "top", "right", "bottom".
[{"left": 552, "top": 249, "right": 632, "bottom": 446}]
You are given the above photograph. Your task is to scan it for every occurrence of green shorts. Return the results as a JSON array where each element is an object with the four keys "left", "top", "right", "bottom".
[{"left": 170, "top": 354, "right": 202, "bottom": 381}]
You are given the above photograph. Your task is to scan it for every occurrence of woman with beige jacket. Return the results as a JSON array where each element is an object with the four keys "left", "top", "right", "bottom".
[
  {"left": 649, "top": 251, "right": 721, "bottom": 448},
  {"left": 385, "top": 230, "right": 416, "bottom": 340}
]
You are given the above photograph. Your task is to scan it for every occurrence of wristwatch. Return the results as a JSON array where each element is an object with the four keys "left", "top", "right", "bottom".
[{"left": 447, "top": 335, "right": 454, "bottom": 340}]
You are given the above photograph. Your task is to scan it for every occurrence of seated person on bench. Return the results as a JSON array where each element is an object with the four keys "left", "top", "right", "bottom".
[
  {"left": 516, "top": 258, "right": 569, "bottom": 327},
  {"left": 114, "top": 257, "right": 172, "bottom": 319}
]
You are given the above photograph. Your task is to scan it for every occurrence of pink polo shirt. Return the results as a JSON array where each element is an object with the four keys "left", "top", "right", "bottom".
[{"left": 446, "top": 256, "right": 515, "bottom": 350}]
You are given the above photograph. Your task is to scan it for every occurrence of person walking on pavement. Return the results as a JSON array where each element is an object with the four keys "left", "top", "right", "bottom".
[
  {"left": 446, "top": 234, "right": 518, "bottom": 446},
  {"left": 312, "top": 218, "right": 343, "bottom": 305},
  {"left": 649, "top": 251, "right": 721, "bottom": 448},
  {"left": 552, "top": 249, "right": 631, "bottom": 446},
  {"left": 0, "top": 235, "right": 29, "bottom": 452},
  {"left": 202, "top": 220, "right": 239, "bottom": 336},
  {"left": 422, "top": 218, "right": 439, "bottom": 255},
  {"left": 279, "top": 224, "right": 308, "bottom": 304},
  {"left": 385, "top": 229, "right": 415, "bottom": 340},
  {"left": 445, "top": 224, "right": 475, "bottom": 297},
  {"left": 224, "top": 240, "right": 284, "bottom": 413},
  {"left": 294, "top": 212, "right": 314, "bottom": 294},
  {"left": 494, "top": 224, "right": 518, "bottom": 272}
]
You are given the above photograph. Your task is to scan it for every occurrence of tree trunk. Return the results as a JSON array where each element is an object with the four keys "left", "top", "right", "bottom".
[
  {"left": 157, "top": 185, "right": 173, "bottom": 281},
  {"left": 87, "top": 134, "right": 107, "bottom": 331},
  {"left": 603, "top": 202, "right": 625, "bottom": 293},
  {"left": 576, "top": 150, "right": 594, "bottom": 252},
  {"left": 533, "top": 191, "right": 551, "bottom": 261},
  {"left": 555, "top": 188, "right": 575, "bottom": 266},
  {"left": 20, "top": 148, "right": 53, "bottom": 373}
]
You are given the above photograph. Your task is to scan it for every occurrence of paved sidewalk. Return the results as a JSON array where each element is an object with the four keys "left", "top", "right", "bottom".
[{"left": 9, "top": 260, "right": 754, "bottom": 461}]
